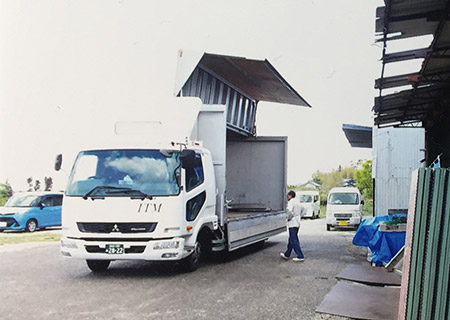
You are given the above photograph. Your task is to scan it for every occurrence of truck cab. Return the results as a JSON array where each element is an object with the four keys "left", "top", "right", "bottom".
[
  {"left": 325, "top": 187, "right": 363, "bottom": 231},
  {"left": 60, "top": 146, "right": 218, "bottom": 272}
]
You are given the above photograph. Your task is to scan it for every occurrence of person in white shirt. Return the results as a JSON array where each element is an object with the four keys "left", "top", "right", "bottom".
[{"left": 280, "top": 190, "right": 306, "bottom": 262}]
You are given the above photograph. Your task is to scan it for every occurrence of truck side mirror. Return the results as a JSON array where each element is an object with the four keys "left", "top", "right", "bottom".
[
  {"left": 180, "top": 149, "right": 196, "bottom": 169},
  {"left": 55, "top": 154, "right": 63, "bottom": 171},
  {"left": 361, "top": 200, "right": 365, "bottom": 205}
]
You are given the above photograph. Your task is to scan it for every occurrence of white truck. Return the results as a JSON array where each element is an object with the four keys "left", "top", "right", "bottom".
[
  {"left": 56, "top": 52, "right": 310, "bottom": 272},
  {"left": 56, "top": 106, "right": 288, "bottom": 272},
  {"left": 325, "top": 187, "right": 363, "bottom": 231},
  {"left": 297, "top": 190, "right": 320, "bottom": 219}
]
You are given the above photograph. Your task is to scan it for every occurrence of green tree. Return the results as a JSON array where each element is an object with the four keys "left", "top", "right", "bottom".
[
  {"left": 0, "top": 181, "right": 13, "bottom": 205},
  {"left": 27, "top": 177, "right": 33, "bottom": 192},
  {"left": 311, "top": 165, "right": 356, "bottom": 205},
  {"left": 354, "top": 160, "right": 373, "bottom": 198},
  {"left": 34, "top": 180, "right": 41, "bottom": 191},
  {"left": 312, "top": 171, "right": 322, "bottom": 185},
  {"left": 44, "top": 177, "right": 53, "bottom": 191}
]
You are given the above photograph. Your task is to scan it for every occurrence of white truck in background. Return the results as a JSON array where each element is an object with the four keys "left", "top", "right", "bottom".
[
  {"left": 297, "top": 190, "right": 320, "bottom": 219},
  {"left": 325, "top": 187, "right": 363, "bottom": 231}
]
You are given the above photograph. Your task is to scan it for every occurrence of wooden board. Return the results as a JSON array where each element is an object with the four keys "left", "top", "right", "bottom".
[
  {"left": 336, "top": 263, "right": 401, "bottom": 286},
  {"left": 317, "top": 281, "right": 400, "bottom": 320}
]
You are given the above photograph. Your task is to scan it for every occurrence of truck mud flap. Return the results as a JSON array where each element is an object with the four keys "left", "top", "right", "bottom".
[{"left": 227, "top": 212, "right": 286, "bottom": 251}]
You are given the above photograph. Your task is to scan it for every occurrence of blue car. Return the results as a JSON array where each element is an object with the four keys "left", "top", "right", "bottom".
[{"left": 0, "top": 192, "right": 63, "bottom": 232}]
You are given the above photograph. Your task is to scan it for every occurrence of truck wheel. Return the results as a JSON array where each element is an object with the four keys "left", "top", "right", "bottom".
[
  {"left": 326, "top": 224, "right": 331, "bottom": 231},
  {"left": 182, "top": 241, "right": 201, "bottom": 272},
  {"left": 25, "top": 219, "right": 38, "bottom": 232},
  {"left": 86, "top": 260, "right": 110, "bottom": 272}
]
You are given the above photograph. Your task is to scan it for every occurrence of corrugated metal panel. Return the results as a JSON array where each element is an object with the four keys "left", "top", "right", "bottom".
[
  {"left": 373, "top": 127, "right": 425, "bottom": 216},
  {"left": 399, "top": 168, "right": 450, "bottom": 320},
  {"left": 176, "top": 51, "right": 311, "bottom": 136},
  {"left": 181, "top": 67, "right": 257, "bottom": 136}
]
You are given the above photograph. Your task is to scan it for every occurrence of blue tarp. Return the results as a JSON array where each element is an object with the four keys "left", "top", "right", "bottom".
[{"left": 352, "top": 214, "right": 407, "bottom": 266}]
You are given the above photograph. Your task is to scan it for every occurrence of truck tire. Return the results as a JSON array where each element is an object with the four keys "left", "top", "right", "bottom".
[
  {"left": 326, "top": 224, "right": 331, "bottom": 231},
  {"left": 182, "top": 241, "right": 201, "bottom": 272},
  {"left": 86, "top": 260, "right": 110, "bottom": 272}
]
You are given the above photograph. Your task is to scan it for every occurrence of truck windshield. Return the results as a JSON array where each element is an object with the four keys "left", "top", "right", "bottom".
[
  {"left": 298, "top": 195, "right": 313, "bottom": 203},
  {"left": 329, "top": 193, "right": 359, "bottom": 205},
  {"left": 5, "top": 194, "right": 40, "bottom": 207},
  {"left": 66, "top": 149, "right": 181, "bottom": 197}
]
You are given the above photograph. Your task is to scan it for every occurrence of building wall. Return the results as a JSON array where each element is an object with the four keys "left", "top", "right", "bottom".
[{"left": 373, "top": 127, "right": 425, "bottom": 216}]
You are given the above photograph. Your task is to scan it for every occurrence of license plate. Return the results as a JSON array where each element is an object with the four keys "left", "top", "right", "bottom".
[
  {"left": 0, "top": 222, "right": 7, "bottom": 227},
  {"left": 338, "top": 221, "right": 348, "bottom": 226},
  {"left": 105, "top": 244, "right": 124, "bottom": 254}
]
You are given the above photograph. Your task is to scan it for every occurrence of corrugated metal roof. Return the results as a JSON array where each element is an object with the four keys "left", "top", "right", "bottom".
[
  {"left": 342, "top": 124, "right": 372, "bottom": 148},
  {"left": 178, "top": 52, "right": 311, "bottom": 107},
  {"left": 374, "top": 0, "right": 450, "bottom": 126}
]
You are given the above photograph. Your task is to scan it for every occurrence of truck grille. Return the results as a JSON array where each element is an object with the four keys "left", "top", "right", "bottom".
[
  {"left": 85, "top": 245, "right": 146, "bottom": 254},
  {"left": 334, "top": 213, "right": 352, "bottom": 218},
  {"left": 77, "top": 223, "right": 157, "bottom": 234}
]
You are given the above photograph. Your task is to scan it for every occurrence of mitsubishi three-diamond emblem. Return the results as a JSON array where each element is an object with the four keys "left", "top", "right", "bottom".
[{"left": 112, "top": 224, "right": 120, "bottom": 232}]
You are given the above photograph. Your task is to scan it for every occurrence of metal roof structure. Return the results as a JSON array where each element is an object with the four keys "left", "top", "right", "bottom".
[
  {"left": 176, "top": 51, "right": 311, "bottom": 135},
  {"left": 374, "top": 0, "right": 450, "bottom": 127},
  {"left": 342, "top": 124, "right": 373, "bottom": 148}
]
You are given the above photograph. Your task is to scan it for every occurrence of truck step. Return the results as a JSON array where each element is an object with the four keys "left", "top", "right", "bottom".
[{"left": 211, "top": 238, "right": 226, "bottom": 252}]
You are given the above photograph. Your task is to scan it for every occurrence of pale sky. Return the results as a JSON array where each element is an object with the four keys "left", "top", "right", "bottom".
[{"left": 0, "top": 0, "right": 385, "bottom": 191}]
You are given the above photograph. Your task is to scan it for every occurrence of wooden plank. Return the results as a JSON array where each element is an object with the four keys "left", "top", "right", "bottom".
[
  {"left": 317, "top": 281, "right": 400, "bottom": 320},
  {"left": 398, "top": 169, "right": 419, "bottom": 320},
  {"left": 336, "top": 263, "right": 401, "bottom": 286},
  {"left": 385, "top": 245, "right": 404, "bottom": 272}
]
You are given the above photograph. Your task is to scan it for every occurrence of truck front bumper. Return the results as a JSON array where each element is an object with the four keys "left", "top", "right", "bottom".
[
  {"left": 60, "top": 236, "right": 192, "bottom": 261},
  {"left": 326, "top": 216, "right": 361, "bottom": 227}
]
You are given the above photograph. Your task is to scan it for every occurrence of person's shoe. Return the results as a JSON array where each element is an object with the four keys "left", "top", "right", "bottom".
[
  {"left": 280, "top": 253, "right": 289, "bottom": 260},
  {"left": 293, "top": 257, "right": 305, "bottom": 262}
]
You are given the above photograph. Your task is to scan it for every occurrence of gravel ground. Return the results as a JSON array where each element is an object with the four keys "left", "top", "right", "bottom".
[{"left": 0, "top": 218, "right": 366, "bottom": 320}]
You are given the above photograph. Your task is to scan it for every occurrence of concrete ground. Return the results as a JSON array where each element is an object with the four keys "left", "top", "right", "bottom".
[{"left": 0, "top": 218, "right": 366, "bottom": 320}]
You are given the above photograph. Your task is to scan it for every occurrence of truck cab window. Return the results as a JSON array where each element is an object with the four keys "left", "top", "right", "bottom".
[{"left": 185, "top": 153, "right": 204, "bottom": 192}]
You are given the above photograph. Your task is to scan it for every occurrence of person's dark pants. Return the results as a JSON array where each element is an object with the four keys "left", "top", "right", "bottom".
[{"left": 284, "top": 227, "right": 304, "bottom": 259}]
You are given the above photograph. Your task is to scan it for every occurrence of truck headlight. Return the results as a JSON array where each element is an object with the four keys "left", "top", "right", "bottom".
[{"left": 153, "top": 241, "right": 179, "bottom": 250}]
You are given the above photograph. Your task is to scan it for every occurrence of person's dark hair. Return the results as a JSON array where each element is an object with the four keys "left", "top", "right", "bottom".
[{"left": 288, "top": 190, "right": 296, "bottom": 198}]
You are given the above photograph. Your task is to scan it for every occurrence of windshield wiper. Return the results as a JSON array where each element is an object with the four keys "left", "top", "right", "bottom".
[
  {"left": 107, "top": 187, "right": 153, "bottom": 200},
  {"left": 83, "top": 186, "right": 152, "bottom": 200}
]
